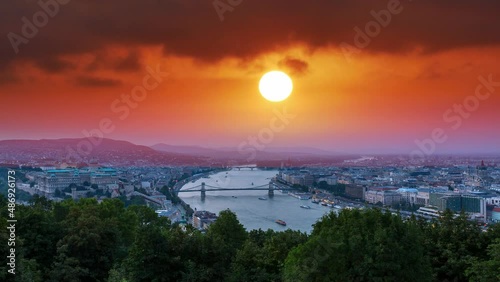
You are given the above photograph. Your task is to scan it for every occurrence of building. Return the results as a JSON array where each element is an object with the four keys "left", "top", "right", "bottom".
[
  {"left": 492, "top": 207, "right": 500, "bottom": 222},
  {"left": 345, "top": 184, "right": 366, "bottom": 200},
  {"left": 280, "top": 171, "right": 315, "bottom": 187},
  {"left": 430, "top": 192, "right": 487, "bottom": 218},
  {"left": 485, "top": 196, "right": 500, "bottom": 206},
  {"left": 71, "top": 187, "right": 89, "bottom": 200},
  {"left": 461, "top": 194, "right": 487, "bottom": 216},
  {"left": 122, "top": 184, "right": 135, "bottom": 194},
  {"left": 36, "top": 167, "right": 119, "bottom": 195},
  {"left": 90, "top": 168, "right": 118, "bottom": 186},
  {"left": 416, "top": 206, "right": 441, "bottom": 218},
  {"left": 192, "top": 210, "right": 218, "bottom": 230},
  {"left": 396, "top": 188, "right": 419, "bottom": 204},
  {"left": 324, "top": 176, "right": 338, "bottom": 185},
  {"left": 429, "top": 191, "right": 455, "bottom": 207},
  {"left": 365, "top": 190, "right": 401, "bottom": 206},
  {"left": 368, "top": 186, "right": 399, "bottom": 192},
  {"left": 37, "top": 169, "right": 81, "bottom": 195},
  {"left": 416, "top": 189, "right": 431, "bottom": 206},
  {"left": 156, "top": 200, "right": 184, "bottom": 223},
  {"left": 303, "top": 174, "right": 315, "bottom": 187}
]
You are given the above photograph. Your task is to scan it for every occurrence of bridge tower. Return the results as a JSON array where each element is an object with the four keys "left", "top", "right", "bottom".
[
  {"left": 268, "top": 182, "right": 274, "bottom": 197},
  {"left": 201, "top": 182, "right": 206, "bottom": 200}
]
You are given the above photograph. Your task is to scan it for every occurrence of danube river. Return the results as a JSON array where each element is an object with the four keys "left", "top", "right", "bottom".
[{"left": 179, "top": 169, "right": 336, "bottom": 233}]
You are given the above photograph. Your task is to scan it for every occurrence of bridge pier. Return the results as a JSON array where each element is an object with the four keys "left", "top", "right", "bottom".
[
  {"left": 268, "top": 183, "right": 274, "bottom": 197},
  {"left": 201, "top": 182, "right": 206, "bottom": 201}
]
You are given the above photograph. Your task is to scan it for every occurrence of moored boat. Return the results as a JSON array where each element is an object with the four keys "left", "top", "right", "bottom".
[
  {"left": 258, "top": 197, "right": 267, "bottom": 200},
  {"left": 300, "top": 205, "right": 311, "bottom": 209}
]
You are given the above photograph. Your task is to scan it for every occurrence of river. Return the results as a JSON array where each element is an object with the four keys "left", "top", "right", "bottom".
[{"left": 178, "top": 168, "right": 337, "bottom": 233}]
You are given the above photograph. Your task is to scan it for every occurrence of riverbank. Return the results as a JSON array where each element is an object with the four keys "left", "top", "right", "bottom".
[{"left": 173, "top": 168, "right": 228, "bottom": 221}]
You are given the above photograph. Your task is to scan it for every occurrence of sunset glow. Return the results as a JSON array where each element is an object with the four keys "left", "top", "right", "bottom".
[{"left": 0, "top": 1, "right": 499, "bottom": 154}]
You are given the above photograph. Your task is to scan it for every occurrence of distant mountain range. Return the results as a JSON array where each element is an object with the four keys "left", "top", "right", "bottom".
[
  {"left": 0, "top": 138, "right": 205, "bottom": 166},
  {"left": 150, "top": 143, "right": 344, "bottom": 160},
  {"left": 0, "top": 138, "right": 355, "bottom": 167},
  {"left": 150, "top": 143, "right": 220, "bottom": 157}
]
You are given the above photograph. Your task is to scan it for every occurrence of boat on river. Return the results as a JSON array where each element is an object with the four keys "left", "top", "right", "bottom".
[{"left": 275, "top": 219, "right": 287, "bottom": 226}]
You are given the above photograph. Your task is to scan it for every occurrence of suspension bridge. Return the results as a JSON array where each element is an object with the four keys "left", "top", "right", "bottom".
[
  {"left": 177, "top": 182, "right": 295, "bottom": 198},
  {"left": 232, "top": 166, "right": 257, "bottom": 170}
]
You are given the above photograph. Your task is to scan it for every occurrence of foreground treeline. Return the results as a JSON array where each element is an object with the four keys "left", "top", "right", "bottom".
[{"left": 1, "top": 196, "right": 499, "bottom": 282}]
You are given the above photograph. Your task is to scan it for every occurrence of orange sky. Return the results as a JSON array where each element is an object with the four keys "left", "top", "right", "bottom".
[{"left": 1, "top": 1, "right": 499, "bottom": 154}]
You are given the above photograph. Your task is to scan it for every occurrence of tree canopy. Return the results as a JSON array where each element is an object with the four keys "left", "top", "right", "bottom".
[{"left": 0, "top": 194, "right": 498, "bottom": 281}]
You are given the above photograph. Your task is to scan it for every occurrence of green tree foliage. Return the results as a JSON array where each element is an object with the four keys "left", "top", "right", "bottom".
[
  {"left": 122, "top": 218, "right": 183, "bottom": 282},
  {"left": 1, "top": 193, "right": 499, "bottom": 282},
  {"left": 50, "top": 199, "right": 123, "bottom": 281},
  {"left": 208, "top": 210, "right": 247, "bottom": 254},
  {"left": 421, "top": 210, "right": 488, "bottom": 282},
  {"left": 229, "top": 229, "right": 308, "bottom": 282},
  {"left": 292, "top": 184, "right": 309, "bottom": 193},
  {"left": 466, "top": 238, "right": 500, "bottom": 282},
  {"left": 205, "top": 210, "right": 248, "bottom": 280},
  {"left": 126, "top": 195, "right": 146, "bottom": 207},
  {"left": 159, "top": 185, "right": 181, "bottom": 204},
  {"left": 283, "top": 209, "right": 432, "bottom": 282},
  {"left": 17, "top": 258, "right": 43, "bottom": 282},
  {"left": 17, "top": 199, "right": 62, "bottom": 276}
]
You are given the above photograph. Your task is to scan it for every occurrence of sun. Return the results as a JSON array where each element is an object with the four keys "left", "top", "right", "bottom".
[{"left": 259, "top": 71, "right": 293, "bottom": 102}]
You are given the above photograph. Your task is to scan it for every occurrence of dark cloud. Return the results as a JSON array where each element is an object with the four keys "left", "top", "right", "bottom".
[
  {"left": 35, "top": 57, "right": 75, "bottom": 73},
  {"left": 75, "top": 76, "right": 122, "bottom": 87},
  {"left": 113, "top": 51, "right": 141, "bottom": 72},
  {"left": 278, "top": 56, "right": 308, "bottom": 75},
  {"left": 1, "top": 0, "right": 499, "bottom": 73},
  {"left": 85, "top": 50, "right": 142, "bottom": 72}
]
